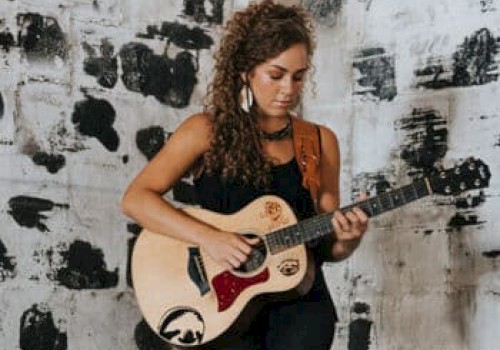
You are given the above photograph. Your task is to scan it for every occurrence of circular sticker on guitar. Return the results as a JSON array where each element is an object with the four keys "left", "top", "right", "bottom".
[{"left": 158, "top": 307, "right": 205, "bottom": 346}]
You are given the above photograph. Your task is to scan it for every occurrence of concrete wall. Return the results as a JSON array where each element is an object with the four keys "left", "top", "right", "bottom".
[{"left": 0, "top": 1, "right": 499, "bottom": 349}]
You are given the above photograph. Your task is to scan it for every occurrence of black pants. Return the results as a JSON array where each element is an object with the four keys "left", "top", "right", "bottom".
[{"left": 213, "top": 270, "right": 337, "bottom": 350}]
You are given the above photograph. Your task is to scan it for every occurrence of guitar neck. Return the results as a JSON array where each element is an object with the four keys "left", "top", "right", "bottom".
[{"left": 265, "top": 178, "right": 431, "bottom": 254}]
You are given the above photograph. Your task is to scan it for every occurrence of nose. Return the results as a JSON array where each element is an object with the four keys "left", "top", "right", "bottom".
[{"left": 280, "top": 76, "right": 297, "bottom": 97}]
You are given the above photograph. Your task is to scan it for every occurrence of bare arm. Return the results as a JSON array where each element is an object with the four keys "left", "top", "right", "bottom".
[
  {"left": 121, "top": 113, "right": 257, "bottom": 270},
  {"left": 316, "top": 125, "right": 369, "bottom": 261}
]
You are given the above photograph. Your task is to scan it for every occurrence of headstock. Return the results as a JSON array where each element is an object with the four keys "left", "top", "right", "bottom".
[{"left": 428, "top": 158, "right": 491, "bottom": 195}]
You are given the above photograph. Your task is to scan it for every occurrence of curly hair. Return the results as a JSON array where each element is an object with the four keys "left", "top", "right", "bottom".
[{"left": 202, "top": 0, "right": 316, "bottom": 188}]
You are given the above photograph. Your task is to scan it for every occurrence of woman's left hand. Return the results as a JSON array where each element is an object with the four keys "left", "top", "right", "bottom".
[{"left": 330, "top": 194, "right": 369, "bottom": 260}]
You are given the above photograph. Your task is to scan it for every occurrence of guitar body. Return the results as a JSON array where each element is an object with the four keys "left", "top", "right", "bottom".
[{"left": 132, "top": 195, "right": 315, "bottom": 348}]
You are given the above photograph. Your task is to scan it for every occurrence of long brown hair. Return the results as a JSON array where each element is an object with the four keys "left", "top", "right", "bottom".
[{"left": 203, "top": 0, "right": 316, "bottom": 187}]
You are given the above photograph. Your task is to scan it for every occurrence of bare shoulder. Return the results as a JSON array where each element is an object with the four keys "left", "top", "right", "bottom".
[
  {"left": 170, "top": 112, "right": 213, "bottom": 152},
  {"left": 317, "top": 124, "right": 339, "bottom": 155}
]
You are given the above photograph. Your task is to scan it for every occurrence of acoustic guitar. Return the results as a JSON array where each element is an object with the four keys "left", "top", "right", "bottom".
[{"left": 131, "top": 158, "right": 490, "bottom": 348}]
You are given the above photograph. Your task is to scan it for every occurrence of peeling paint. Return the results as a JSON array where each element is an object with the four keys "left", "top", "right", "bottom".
[
  {"left": 82, "top": 38, "right": 118, "bottom": 88},
  {"left": 136, "top": 126, "right": 166, "bottom": 160},
  {"left": 0, "top": 239, "right": 16, "bottom": 282},
  {"left": 396, "top": 108, "right": 448, "bottom": 177},
  {"left": 50, "top": 240, "right": 118, "bottom": 290},
  {"left": 71, "top": 94, "right": 119, "bottom": 151},
  {"left": 17, "top": 13, "right": 68, "bottom": 64},
  {"left": 353, "top": 48, "right": 397, "bottom": 101},
  {"left": 7, "top": 196, "right": 69, "bottom": 232},
  {"left": 19, "top": 304, "right": 67, "bottom": 350}
]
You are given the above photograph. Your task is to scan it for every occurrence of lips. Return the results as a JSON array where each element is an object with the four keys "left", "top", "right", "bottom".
[{"left": 274, "top": 101, "right": 291, "bottom": 108}]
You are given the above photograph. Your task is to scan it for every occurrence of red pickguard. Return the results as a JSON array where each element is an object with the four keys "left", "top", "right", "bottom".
[{"left": 212, "top": 269, "right": 270, "bottom": 312}]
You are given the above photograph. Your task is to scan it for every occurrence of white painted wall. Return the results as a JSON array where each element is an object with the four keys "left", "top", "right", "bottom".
[{"left": 0, "top": 1, "right": 499, "bottom": 349}]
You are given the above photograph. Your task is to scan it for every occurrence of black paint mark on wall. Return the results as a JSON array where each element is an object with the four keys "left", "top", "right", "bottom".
[
  {"left": 17, "top": 13, "right": 68, "bottom": 63},
  {"left": 415, "top": 28, "right": 500, "bottom": 89},
  {"left": 120, "top": 43, "right": 198, "bottom": 108},
  {"left": 483, "top": 250, "right": 500, "bottom": 258},
  {"left": 0, "top": 28, "right": 15, "bottom": 52},
  {"left": 127, "top": 21, "right": 213, "bottom": 107},
  {"left": 454, "top": 191, "right": 486, "bottom": 209},
  {"left": 351, "top": 172, "right": 393, "bottom": 201},
  {"left": 82, "top": 38, "right": 118, "bottom": 88},
  {"left": 52, "top": 240, "right": 118, "bottom": 289},
  {"left": 33, "top": 152, "right": 66, "bottom": 174},
  {"left": 480, "top": 0, "right": 496, "bottom": 13},
  {"left": 127, "top": 222, "right": 142, "bottom": 288},
  {"left": 0, "top": 239, "right": 16, "bottom": 281},
  {"left": 495, "top": 134, "right": 500, "bottom": 146},
  {"left": 72, "top": 93, "right": 119, "bottom": 151},
  {"left": 303, "top": 0, "right": 343, "bottom": 25},
  {"left": 0, "top": 91, "right": 4, "bottom": 118},
  {"left": 448, "top": 212, "right": 486, "bottom": 230},
  {"left": 135, "top": 319, "right": 171, "bottom": 350},
  {"left": 348, "top": 302, "right": 372, "bottom": 350},
  {"left": 182, "top": 0, "right": 224, "bottom": 25},
  {"left": 20, "top": 304, "right": 67, "bottom": 350},
  {"left": 136, "top": 126, "right": 166, "bottom": 160},
  {"left": 137, "top": 21, "right": 213, "bottom": 50},
  {"left": 7, "top": 196, "right": 69, "bottom": 232},
  {"left": 353, "top": 48, "right": 397, "bottom": 101},
  {"left": 395, "top": 108, "right": 448, "bottom": 177}
]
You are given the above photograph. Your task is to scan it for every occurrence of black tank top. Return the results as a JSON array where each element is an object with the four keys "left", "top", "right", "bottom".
[
  {"left": 193, "top": 158, "right": 336, "bottom": 305},
  {"left": 193, "top": 158, "right": 335, "bottom": 266}
]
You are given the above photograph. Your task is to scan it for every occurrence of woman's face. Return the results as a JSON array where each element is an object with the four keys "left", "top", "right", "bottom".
[{"left": 246, "top": 43, "right": 308, "bottom": 118}]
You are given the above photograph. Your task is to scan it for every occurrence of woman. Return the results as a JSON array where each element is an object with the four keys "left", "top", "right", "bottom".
[{"left": 121, "top": 1, "right": 368, "bottom": 349}]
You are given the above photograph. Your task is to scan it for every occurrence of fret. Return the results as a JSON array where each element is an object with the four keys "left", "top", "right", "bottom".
[
  {"left": 391, "top": 188, "right": 405, "bottom": 207},
  {"left": 379, "top": 192, "right": 393, "bottom": 212},
  {"left": 411, "top": 183, "right": 419, "bottom": 199},
  {"left": 368, "top": 198, "right": 382, "bottom": 216}
]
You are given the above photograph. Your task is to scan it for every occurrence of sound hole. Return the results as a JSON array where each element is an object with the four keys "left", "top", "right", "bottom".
[{"left": 234, "top": 233, "right": 267, "bottom": 274}]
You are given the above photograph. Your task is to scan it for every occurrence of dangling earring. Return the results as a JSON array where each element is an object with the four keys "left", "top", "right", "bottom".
[{"left": 239, "top": 84, "right": 253, "bottom": 113}]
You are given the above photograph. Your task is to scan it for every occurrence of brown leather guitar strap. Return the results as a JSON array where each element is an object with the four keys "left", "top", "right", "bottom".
[{"left": 291, "top": 117, "right": 321, "bottom": 209}]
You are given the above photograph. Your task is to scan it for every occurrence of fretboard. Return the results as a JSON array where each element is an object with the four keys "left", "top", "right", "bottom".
[{"left": 264, "top": 178, "right": 430, "bottom": 254}]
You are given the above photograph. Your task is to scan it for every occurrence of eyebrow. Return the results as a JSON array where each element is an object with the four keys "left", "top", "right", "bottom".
[{"left": 269, "top": 64, "right": 308, "bottom": 74}]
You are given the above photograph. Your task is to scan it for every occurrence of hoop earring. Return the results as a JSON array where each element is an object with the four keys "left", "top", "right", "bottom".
[{"left": 239, "top": 84, "right": 253, "bottom": 113}]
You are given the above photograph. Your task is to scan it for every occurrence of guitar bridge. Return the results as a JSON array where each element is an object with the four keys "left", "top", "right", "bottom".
[{"left": 188, "top": 247, "right": 210, "bottom": 296}]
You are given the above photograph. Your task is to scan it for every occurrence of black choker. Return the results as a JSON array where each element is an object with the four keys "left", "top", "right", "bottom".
[{"left": 258, "top": 120, "right": 292, "bottom": 141}]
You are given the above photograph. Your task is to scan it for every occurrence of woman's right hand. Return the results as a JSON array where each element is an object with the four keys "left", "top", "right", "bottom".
[{"left": 201, "top": 230, "right": 260, "bottom": 271}]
